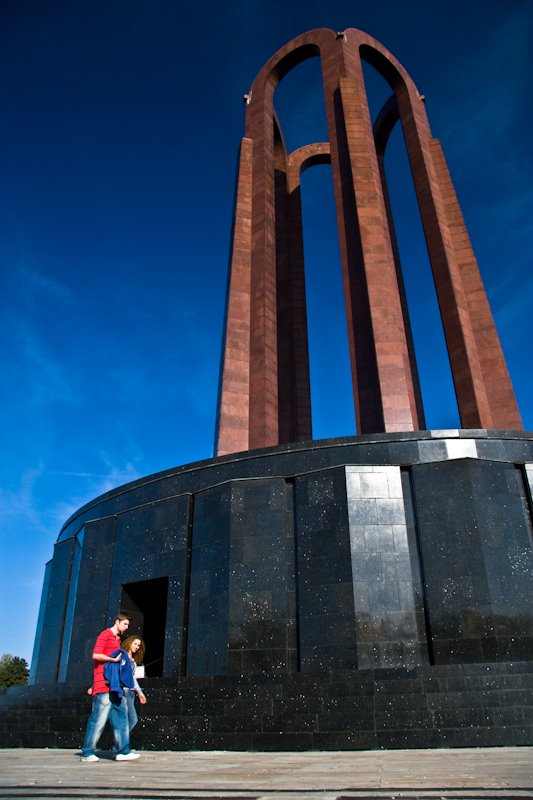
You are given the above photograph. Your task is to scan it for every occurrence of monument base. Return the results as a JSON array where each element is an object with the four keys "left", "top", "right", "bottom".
[
  {"left": 4, "top": 430, "right": 533, "bottom": 749},
  {"left": 1, "top": 661, "right": 533, "bottom": 749}
]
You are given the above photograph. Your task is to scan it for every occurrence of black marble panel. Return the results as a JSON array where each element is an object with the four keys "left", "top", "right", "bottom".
[
  {"left": 295, "top": 468, "right": 358, "bottom": 671},
  {"left": 225, "top": 476, "right": 295, "bottom": 674},
  {"left": 187, "top": 478, "right": 294, "bottom": 676},
  {"left": 58, "top": 531, "right": 85, "bottom": 681},
  {"left": 347, "top": 467, "right": 428, "bottom": 668},
  {"left": 412, "top": 459, "right": 533, "bottom": 664},
  {"left": 187, "top": 482, "right": 232, "bottom": 675},
  {"left": 65, "top": 517, "right": 116, "bottom": 684},
  {"left": 31, "top": 539, "right": 75, "bottom": 685},
  {"left": 29, "top": 561, "right": 51, "bottom": 684}
]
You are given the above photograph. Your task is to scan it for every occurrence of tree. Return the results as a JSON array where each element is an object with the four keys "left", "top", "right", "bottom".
[{"left": 0, "top": 653, "right": 29, "bottom": 689}]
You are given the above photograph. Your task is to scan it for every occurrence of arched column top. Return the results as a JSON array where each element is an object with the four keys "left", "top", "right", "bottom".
[
  {"left": 344, "top": 28, "right": 421, "bottom": 97},
  {"left": 288, "top": 142, "right": 331, "bottom": 176},
  {"left": 248, "top": 28, "right": 337, "bottom": 95},
  {"left": 245, "top": 27, "right": 422, "bottom": 104}
]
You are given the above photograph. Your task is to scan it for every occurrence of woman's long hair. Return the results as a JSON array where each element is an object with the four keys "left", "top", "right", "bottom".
[{"left": 121, "top": 635, "right": 145, "bottom": 664}]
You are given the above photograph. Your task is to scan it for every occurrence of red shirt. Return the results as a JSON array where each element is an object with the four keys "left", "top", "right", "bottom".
[{"left": 91, "top": 628, "right": 120, "bottom": 695}]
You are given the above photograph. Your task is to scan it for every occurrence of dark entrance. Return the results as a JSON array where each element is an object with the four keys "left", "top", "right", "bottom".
[{"left": 120, "top": 577, "right": 168, "bottom": 677}]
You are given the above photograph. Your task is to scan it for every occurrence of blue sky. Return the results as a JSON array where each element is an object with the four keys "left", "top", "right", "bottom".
[{"left": 1, "top": 0, "right": 532, "bottom": 664}]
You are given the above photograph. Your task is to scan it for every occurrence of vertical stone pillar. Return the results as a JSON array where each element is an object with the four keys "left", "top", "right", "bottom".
[
  {"left": 276, "top": 133, "right": 312, "bottom": 444},
  {"left": 29, "top": 562, "right": 52, "bottom": 684},
  {"left": 373, "top": 97, "right": 426, "bottom": 428},
  {"left": 430, "top": 140, "right": 522, "bottom": 429},
  {"left": 246, "top": 78, "right": 280, "bottom": 450},
  {"left": 395, "top": 82, "right": 493, "bottom": 427},
  {"left": 31, "top": 538, "right": 75, "bottom": 685},
  {"left": 216, "top": 138, "right": 253, "bottom": 456},
  {"left": 346, "top": 465, "right": 429, "bottom": 668},
  {"left": 325, "top": 36, "right": 422, "bottom": 433}
]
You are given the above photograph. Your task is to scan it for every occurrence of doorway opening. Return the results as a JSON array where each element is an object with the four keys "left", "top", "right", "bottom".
[{"left": 120, "top": 577, "right": 168, "bottom": 678}]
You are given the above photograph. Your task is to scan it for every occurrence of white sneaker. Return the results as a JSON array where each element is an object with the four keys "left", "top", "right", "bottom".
[
  {"left": 115, "top": 752, "right": 140, "bottom": 761},
  {"left": 80, "top": 754, "right": 99, "bottom": 762}
]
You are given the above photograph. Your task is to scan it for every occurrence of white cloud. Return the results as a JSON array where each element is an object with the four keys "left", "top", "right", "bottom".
[
  {"left": 0, "top": 316, "right": 80, "bottom": 407},
  {"left": 0, "top": 457, "right": 142, "bottom": 544},
  {"left": 47, "top": 457, "right": 143, "bottom": 529},
  {"left": 0, "top": 462, "right": 47, "bottom": 533},
  {"left": 16, "top": 263, "right": 74, "bottom": 306},
  {"left": 0, "top": 262, "right": 79, "bottom": 409}
]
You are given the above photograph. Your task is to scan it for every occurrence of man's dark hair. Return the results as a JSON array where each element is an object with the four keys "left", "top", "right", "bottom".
[{"left": 114, "top": 612, "right": 131, "bottom": 623}]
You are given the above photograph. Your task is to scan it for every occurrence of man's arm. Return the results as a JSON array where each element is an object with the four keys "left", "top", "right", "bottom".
[{"left": 92, "top": 652, "right": 121, "bottom": 663}]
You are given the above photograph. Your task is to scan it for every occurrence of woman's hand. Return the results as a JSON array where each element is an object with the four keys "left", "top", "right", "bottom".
[{"left": 138, "top": 691, "right": 147, "bottom": 705}]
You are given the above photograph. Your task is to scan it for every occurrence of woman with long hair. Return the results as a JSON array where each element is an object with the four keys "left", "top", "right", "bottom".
[{"left": 120, "top": 635, "right": 147, "bottom": 732}]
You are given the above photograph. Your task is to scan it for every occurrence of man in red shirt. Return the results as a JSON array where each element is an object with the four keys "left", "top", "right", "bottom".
[{"left": 80, "top": 613, "right": 140, "bottom": 762}]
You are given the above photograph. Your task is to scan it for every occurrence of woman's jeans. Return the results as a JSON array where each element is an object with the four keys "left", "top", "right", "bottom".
[
  {"left": 125, "top": 689, "right": 138, "bottom": 731},
  {"left": 81, "top": 692, "right": 130, "bottom": 757}
]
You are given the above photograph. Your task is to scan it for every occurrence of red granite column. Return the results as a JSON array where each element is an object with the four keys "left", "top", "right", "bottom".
[
  {"left": 396, "top": 80, "right": 492, "bottom": 427},
  {"left": 283, "top": 143, "right": 332, "bottom": 442},
  {"left": 215, "top": 138, "right": 253, "bottom": 456},
  {"left": 430, "top": 140, "right": 522, "bottom": 429},
  {"left": 324, "top": 33, "right": 422, "bottom": 432},
  {"left": 241, "top": 31, "right": 342, "bottom": 449},
  {"left": 349, "top": 28, "right": 522, "bottom": 430},
  {"left": 245, "top": 76, "right": 280, "bottom": 449},
  {"left": 273, "top": 127, "right": 293, "bottom": 444},
  {"left": 373, "top": 96, "right": 426, "bottom": 428},
  {"left": 277, "top": 136, "right": 313, "bottom": 443}
]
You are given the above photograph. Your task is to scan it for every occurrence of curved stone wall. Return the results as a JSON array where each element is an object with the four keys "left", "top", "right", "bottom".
[{"left": 30, "top": 430, "right": 533, "bottom": 690}]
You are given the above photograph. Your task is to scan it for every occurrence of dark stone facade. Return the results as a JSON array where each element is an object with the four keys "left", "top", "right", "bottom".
[{"left": 3, "top": 430, "right": 533, "bottom": 750}]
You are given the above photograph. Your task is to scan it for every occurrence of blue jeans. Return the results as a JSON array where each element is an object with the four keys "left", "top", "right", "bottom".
[
  {"left": 125, "top": 689, "right": 138, "bottom": 732},
  {"left": 81, "top": 692, "right": 130, "bottom": 757}
]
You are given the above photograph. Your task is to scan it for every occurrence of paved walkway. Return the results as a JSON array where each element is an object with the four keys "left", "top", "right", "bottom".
[{"left": 0, "top": 747, "right": 531, "bottom": 799}]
